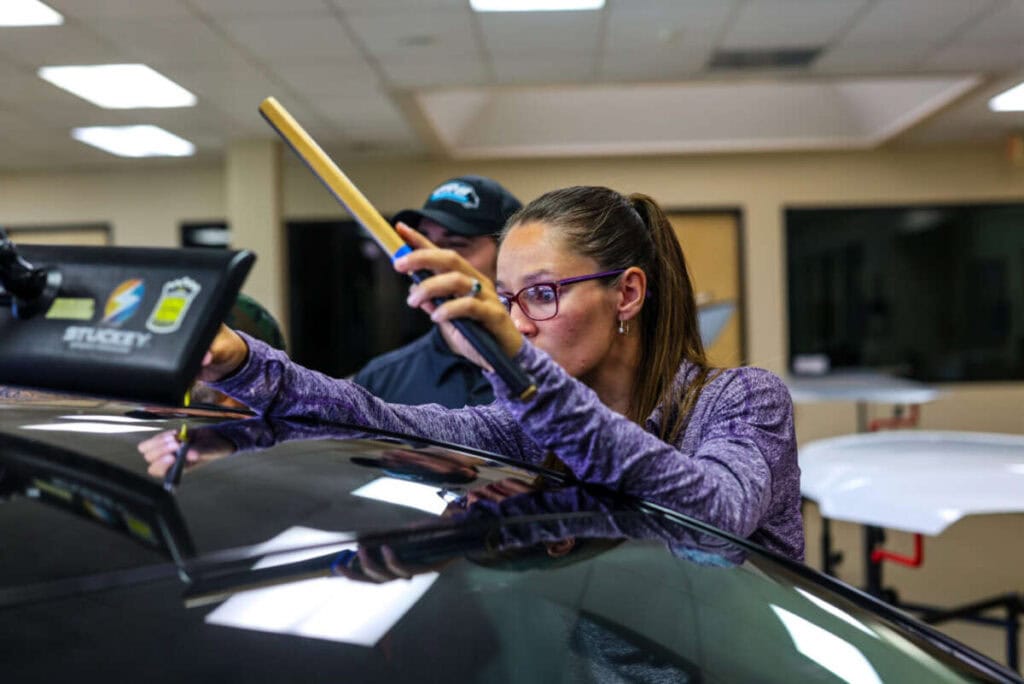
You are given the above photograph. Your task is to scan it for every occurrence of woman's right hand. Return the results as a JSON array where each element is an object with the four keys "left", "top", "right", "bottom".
[
  {"left": 197, "top": 324, "right": 249, "bottom": 383},
  {"left": 394, "top": 223, "right": 524, "bottom": 366}
]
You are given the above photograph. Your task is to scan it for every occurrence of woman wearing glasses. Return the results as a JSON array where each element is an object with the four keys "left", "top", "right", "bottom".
[{"left": 152, "top": 186, "right": 802, "bottom": 561}]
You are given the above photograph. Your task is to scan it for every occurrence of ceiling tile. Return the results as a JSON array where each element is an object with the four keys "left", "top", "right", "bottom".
[
  {"left": 314, "top": 92, "right": 415, "bottom": 142},
  {"left": 815, "top": 42, "right": 931, "bottom": 74},
  {"left": 928, "top": 42, "right": 1024, "bottom": 73},
  {"left": 0, "top": 107, "right": 41, "bottom": 135},
  {"left": 189, "top": 0, "right": 330, "bottom": 16},
  {"left": 345, "top": 9, "right": 479, "bottom": 62},
  {"left": 601, "top": 3, "right": 730, "bottom": 81},
  {"left": 0, "top": 137, "right": 111, "bottom": 170},
  {"left": 269, "top": 62, "right": 383, "bottom": 99},
  {"left": 840, "top": 0, "right": 998, "bottom": 44},
  {"left": 478, "top": 11, "right": 603, "bottom": 56},
  {"left": 312, "top": 92, "right": 403, "bottom": 125},
  {"left": 180, "top": 68, "right": 283, "bottom": 117},
  {"left": 0, "top": 61, "right": 58, "bottom": 105},
  {"left": 491, "top": 55, "right": 596, "bottom": 84},
  {"left": 216, "top": 11, "right": 362, "bottom": 61},
  {"left": 721, "top": 0, "right": 870, "bottom": 50},
  {"left": 948, "top": 0, "right": 1024, "bottom": 44},
  {"left": 598, "top": 46, "right": 712, "bottom": 82},
  {"left": 157, "top": 60, "right": 271, "bottom": 104},
  {"left": 604, "top": 3, "right": 734, "bottom": 53},
  {"left": 330, "top": 0, "right": 466, "bottom": 9},
  {"left": 15, "top": 101, "right": 152, "bottom": 130},
  {"left": 45, "top": 0, "right": 193, "bottom": 19},
  {"left": 82, "top": 16, "right": 251, "bottom": 67},
  {"left": 0, "top": 25, "right": 122, "bottom": 67},
  {"left": 307, "top": 92, "right": 419, "bottom": 153},
  {"left": 378, "top": 57, "right": 489, "bottom": 88}
]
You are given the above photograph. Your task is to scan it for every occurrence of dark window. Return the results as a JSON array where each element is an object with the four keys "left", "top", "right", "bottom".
[
  {"left": 787, "top": 204, "right": 1024, "bottom": 382},
  {"left": 287, "top": 220, "right": 430, "bottom": 378}
]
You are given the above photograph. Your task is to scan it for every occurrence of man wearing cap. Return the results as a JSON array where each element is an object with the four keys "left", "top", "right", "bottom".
[{"left": 353, "top": 175, "right": 522, "bottom": 408}]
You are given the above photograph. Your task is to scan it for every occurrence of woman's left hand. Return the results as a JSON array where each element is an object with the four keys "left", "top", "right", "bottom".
[
  {"left": 394, "top": 223, "right": 523, "bottom": 368},
  {"left": 138, "top": 428, "right": 235, "bottom": 477}
]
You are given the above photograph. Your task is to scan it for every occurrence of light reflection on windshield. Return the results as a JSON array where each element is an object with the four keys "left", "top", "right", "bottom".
[
  {"left": 772, "top": 605, "right": 882, "bottom": 684},
  {"left": 203, "top": 526, "right": 438, "bottom": 647}
]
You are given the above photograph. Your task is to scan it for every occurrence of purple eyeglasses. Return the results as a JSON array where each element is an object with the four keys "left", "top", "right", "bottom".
[{"left": 497, "top": 269, "right": 625, "bottom": 321}]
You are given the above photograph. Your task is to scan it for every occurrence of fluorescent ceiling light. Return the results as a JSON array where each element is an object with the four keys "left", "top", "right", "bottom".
[
  {"left": 988, "top": 81, "right": 1024, "bottom": 112},
  {"left": 0, "top": 0, "right": 62, "bottom": 26},
  {"left": 351, "top": 477, "right": 449, "bottom": 515},
  {"left": 62, "top": 414, "right": 154, "bottom": 423},
  {"left": 38, "top": 64, "right": 196, "bottom": 109},
  {"left": 72, "top": 126, "right": 196, "bottom": 158},
  {"left": 471, "top": 0, "right": 604, "bottom": 11},
  {"left": 22, "top": 422, "right": 159, "bottom": 434}
]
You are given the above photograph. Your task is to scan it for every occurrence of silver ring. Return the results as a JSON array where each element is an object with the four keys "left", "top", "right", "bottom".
[{"left": 467, "top": 278, "right": 482, "bottom": 298}]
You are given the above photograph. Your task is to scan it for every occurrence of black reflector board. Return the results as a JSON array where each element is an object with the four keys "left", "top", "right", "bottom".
[{"left": 0, "top": 246, "right": 254, "bottom": 405}]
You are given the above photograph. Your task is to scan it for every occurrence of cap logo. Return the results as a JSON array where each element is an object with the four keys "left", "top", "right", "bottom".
[{"left": 430, "top": 181, "right": 479, "bottom": 209}]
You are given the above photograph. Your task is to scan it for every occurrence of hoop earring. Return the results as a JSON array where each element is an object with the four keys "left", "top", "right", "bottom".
[{"left": 618, "top": 319, "right": 629, "bottom": 335}]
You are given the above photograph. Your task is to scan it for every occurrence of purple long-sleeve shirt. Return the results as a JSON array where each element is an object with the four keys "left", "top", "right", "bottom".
[{"left": 214, "top": 332, "right": 804, "bottom": 560}]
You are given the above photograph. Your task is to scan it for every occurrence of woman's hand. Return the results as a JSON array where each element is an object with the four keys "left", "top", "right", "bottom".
[
  {"left": 138, "top": 428, "right": 235, "bottom": 477},
  {"left": 464, "top": 477, "right": 535, "bottom": 506},
  {"left": 393, "top": 223, "right": 523, "bottom": 368},
  {"left": 333, "top": 543, "right": 453, "bottom": 584},
  {"left": 197, "top": 324, "right": 249, "bottom": 383}
]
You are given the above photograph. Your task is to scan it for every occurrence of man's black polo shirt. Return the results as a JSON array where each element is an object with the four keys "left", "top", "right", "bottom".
[{"left": 352, "top": 328, "right": 494, "bottom": 408}]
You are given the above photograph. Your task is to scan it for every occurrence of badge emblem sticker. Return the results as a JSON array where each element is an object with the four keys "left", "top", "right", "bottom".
[
  {"left": 45, "top": 297, "right": 96, "bottom": 321},
  {"left": 102, "top": 279, "right": 145, "bottom": 325},
  {"left": 146, "top": 277, "right": 201, "bottom": 334}
]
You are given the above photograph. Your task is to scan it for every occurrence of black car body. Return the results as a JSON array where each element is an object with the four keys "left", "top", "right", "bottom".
[{"left": 1, "top": 398, "right": 1020, "bottom": 683}]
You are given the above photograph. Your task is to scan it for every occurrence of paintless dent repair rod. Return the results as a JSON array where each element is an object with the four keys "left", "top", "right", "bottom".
[{"left": 258, "top": 97, "right": 536, "bottom": 401}]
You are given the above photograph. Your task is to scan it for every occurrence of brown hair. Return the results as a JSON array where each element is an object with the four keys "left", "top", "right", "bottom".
[{"left": 502, "top": 186, "right": 715, "bottom": 441}]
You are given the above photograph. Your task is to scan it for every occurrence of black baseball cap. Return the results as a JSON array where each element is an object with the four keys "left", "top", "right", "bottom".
[{"left": 393, "top": 175, "right": 521, "bottom": 238}]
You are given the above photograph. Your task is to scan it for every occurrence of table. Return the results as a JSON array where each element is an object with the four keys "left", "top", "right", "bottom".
[
  {"left": 784, "top": 370, "right": 942, "bottom": 432},
  {"left": 801, "top": 430, "right": 1024, "bottom": 535},
  {"left": 800, "top": 430, "right": 1024, "bottom": 670},
  {"left": 784, "top": 371, "right": 943, "bottom": 573}
]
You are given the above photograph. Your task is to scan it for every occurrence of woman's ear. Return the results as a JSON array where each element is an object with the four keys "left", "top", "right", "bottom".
[{"left": 617, "top": 266, "right": 647, "bottom": 322}]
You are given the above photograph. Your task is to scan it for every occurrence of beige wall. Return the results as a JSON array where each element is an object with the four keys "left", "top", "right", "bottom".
[
  {"left": 0, "top": 163, "right": 224, "bottom": 247},
  {"left": 3, "top": 144, "right": 1023, "bottom": 434}
]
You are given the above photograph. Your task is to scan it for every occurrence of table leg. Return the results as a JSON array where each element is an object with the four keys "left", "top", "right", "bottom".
[
  {"left": 856, "top": 401, "right": 869, "bottom": 433},
  {"left": 864, "top": 525, "right": 887, "bottom": 599},
  {"left": 821, "top": 516, "right": 844, "bottom": 575}
]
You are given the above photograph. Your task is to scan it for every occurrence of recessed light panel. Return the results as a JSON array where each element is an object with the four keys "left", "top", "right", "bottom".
[
  {"left": 0, "top": 0, "right": 62, "bottom": 26},
  {"left": 72, "top": 126, "right": 196, "bottom": 158},
  {"left": 989, "top": 82, "right": 1024, "bottom": 112},
  {"left": 470, "top": 0, "right": 603, "bottom": 11},
  {"left": 38, "top": 64, "right": 197, "bottom": 109}
]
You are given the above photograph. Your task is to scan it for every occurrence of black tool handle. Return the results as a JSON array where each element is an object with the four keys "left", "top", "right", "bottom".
[{"left": 163, "top": 439, "right": 189, "bottom": 491}]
